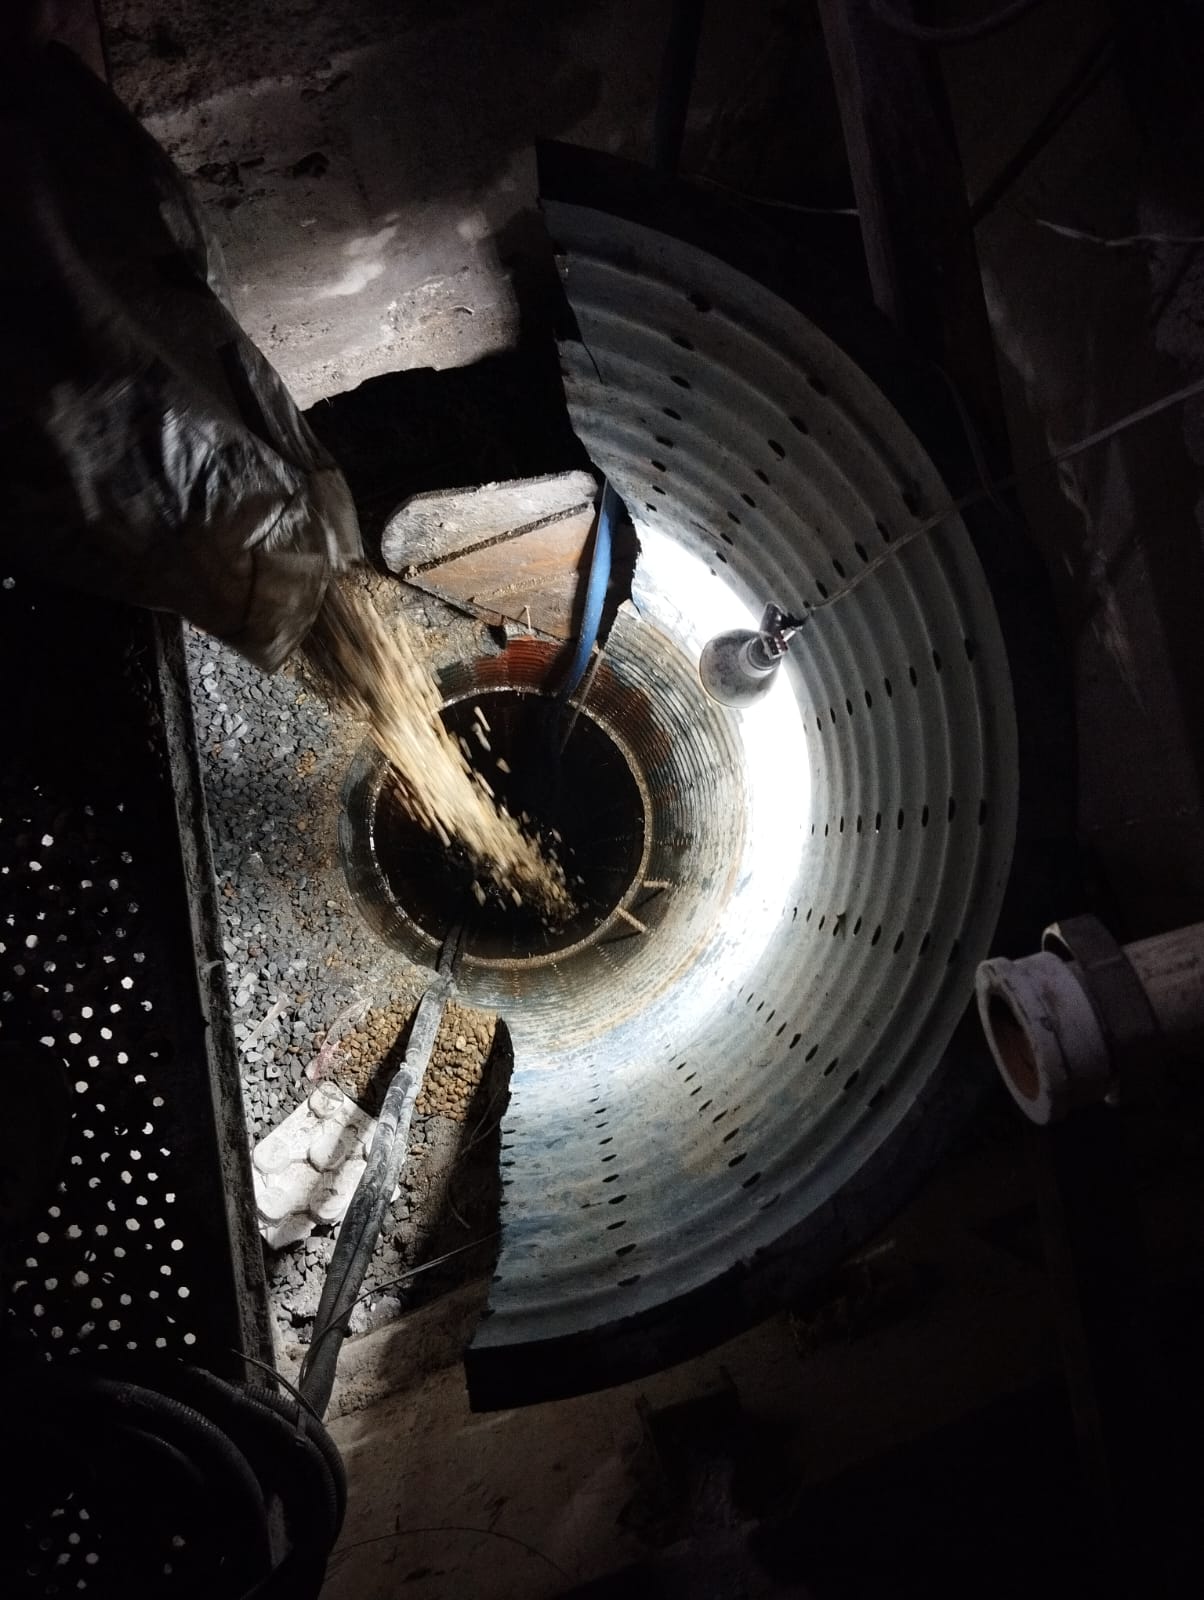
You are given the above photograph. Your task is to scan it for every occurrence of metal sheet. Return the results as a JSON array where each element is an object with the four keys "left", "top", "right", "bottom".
[
  {"left": 0, "top": 577, "right": 269, "bottom": 1379},
  {"left": 465, "top": 188, "right": 1024, "bottom": 1405}
]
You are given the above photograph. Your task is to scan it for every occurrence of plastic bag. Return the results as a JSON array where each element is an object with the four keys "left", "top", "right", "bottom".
[{"left": 0, "top": 43, "right": 361, "bottom": 671}]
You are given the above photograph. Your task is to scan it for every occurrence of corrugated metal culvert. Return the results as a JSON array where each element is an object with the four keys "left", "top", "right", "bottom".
[{"left": 347, "top": 158, "right": 1067, "bottom": 1407}]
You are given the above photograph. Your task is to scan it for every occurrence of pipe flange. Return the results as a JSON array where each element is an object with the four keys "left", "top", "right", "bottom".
[
  {"left": 1041, "top": 915, "right": 1161, "bottom": 1096},
  {"left": 975, "top": 952, "right": 1111, "bottom": 1124}
]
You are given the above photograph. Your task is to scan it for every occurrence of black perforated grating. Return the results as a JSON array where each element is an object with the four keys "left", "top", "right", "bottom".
[{"left": 0, "top": 575, "right": 269, "bottom": 1590}]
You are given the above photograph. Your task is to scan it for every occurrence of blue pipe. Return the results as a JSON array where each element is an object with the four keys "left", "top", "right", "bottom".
[{"left": 556, "top": 476, "right": 616, "bottom": 713}]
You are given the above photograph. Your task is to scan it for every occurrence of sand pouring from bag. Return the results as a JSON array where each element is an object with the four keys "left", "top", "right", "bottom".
[{"left": 302, "top": 578, "right": 572, "bottom": 920}]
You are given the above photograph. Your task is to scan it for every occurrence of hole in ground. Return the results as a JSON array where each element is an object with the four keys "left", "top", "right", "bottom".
[{"left": 359, "top": 688, "right": 646, "bottom": 961}]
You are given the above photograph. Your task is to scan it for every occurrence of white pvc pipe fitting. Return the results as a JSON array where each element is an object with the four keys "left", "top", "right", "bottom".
[{"left": 974, "top": 952, "right": 1111, "bottom": 1125}]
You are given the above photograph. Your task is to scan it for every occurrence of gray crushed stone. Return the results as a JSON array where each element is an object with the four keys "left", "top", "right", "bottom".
[{"left": 183, "top": 625, "right": 438, "bottom": 1346}]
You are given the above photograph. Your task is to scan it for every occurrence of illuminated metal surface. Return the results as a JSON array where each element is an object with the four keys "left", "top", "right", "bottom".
[{"left": 458, "top": 202, "right": 1021, "bottom": 1403}]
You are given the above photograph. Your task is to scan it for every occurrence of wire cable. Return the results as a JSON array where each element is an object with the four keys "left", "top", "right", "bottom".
[
  {"left": 2, "top": 1358, "right": 345, "bottom": 1598},
  {"left": 300, "top": 929, "right": 461, "bottom": 1417},
  {"left": 813, "top": 372, "right": 1204, "bottom": 613}
]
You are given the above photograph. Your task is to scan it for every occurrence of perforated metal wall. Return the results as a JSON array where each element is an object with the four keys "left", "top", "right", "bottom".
[
  {"left": 465, "top": 189, "right": 1026, "bottom": 1404},
  {"left": 0, "top": 579, "right": 267, "bottom": 1590}
]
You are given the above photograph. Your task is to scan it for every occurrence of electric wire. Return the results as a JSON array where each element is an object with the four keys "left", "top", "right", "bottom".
[{"left": 813, "top": 373, "right": 1204, "bottom": 614}]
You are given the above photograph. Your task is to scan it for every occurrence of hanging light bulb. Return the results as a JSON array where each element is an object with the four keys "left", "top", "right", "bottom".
[{"left": 698, "top": 603, "right": 807, "bottom": 709}]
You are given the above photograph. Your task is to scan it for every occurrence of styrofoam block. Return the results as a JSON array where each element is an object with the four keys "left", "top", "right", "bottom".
[{"left": 252, "top": 1080, "right": 376, "bottom": 1251}]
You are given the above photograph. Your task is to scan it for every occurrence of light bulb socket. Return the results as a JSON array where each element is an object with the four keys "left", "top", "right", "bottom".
[{"left": 698, "top": 602, "right": 807, "bottom": 708}]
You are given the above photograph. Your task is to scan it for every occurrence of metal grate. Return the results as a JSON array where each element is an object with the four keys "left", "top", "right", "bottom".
[{"left": 0, "top": 574, "right": 269, "bottom": 1590}]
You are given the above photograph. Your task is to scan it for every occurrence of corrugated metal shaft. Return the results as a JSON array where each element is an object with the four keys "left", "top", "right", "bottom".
[{"left": 454, "top": 202, "right": 1020, "bottom": 1405}]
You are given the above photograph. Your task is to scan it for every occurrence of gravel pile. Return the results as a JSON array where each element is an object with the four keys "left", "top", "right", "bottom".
[
  {"left": 183, "top": 618, "right": 503, "bottom": 1352},
  {"left": 308, "top": 992, "right": 496, "bottom": 1117},
  {"left": 415, "top": 1000, "right": 496, "bottom": 1119}
]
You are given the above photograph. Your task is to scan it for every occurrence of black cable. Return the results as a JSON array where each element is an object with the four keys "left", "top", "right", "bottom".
[
  {"left": 870, "top": 0, "right": 1047, "bottom": 46},
  {"left": 94, "top": 1421, "right": 217, "bottom": 1591},
  {"left": 200, "top": 1386, "right": 339, "bottom": 1600},
  {"left": 246, "top": 1381, "right": 349, "bottom": 1530},
  {"left": 156, "top": 1360, "right": 349, "bottom": 1584},
  {"left": 301, "top": 1055, "right": 419, "bottom": 1413},
  {"left": 5, "top": 1369, "right": 271, "bottom": 1594},
  {"left": 159, "top": 1365, "right": 344, "bottom": 1572},
  {"left": 1, "top": 1360, "right": 347, "bottom": 1599},
  {"left": 188, "top": 1376, "right": 347, "bottom": 1599},
  {"left": 300, "top": 969, "right": 451, "bottom": 1416}
]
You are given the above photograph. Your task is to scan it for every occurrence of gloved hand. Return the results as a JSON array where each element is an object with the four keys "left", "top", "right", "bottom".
[{"left": 0, "top": 33, "right": 362, "bottom": 671}]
